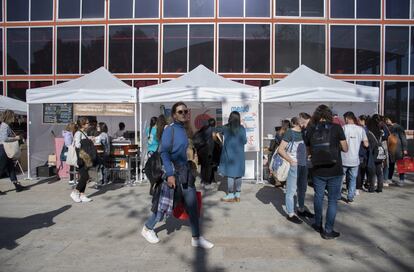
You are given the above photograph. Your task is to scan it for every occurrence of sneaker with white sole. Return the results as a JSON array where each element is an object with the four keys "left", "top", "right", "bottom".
[
  {"left": 141, "top": 226, "right": 159, "bottom": 244},
  {"left": 355, "top": 189, "right": 360, "bottom": 196},
  {"left": 79, "top": 194, "right": 92, "bottom": 202},
  {"left": 70, "top": 191, "right": 81, "bottom": 203},
  {"left": 191, "top": 236, "right": 214, "bottom": 249},
  {"left": 68, "top": 180, "right": 76, "bottom": 185}
]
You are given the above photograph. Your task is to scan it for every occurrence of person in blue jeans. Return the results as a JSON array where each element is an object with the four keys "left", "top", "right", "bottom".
[
  {"left": 341, "top": 112, "right": 369, "bottom": 203},
  {"left": 216, "top": 111, "right": 247, "bottom": 202},
  {"left": 305, "top": 105, "right": 348, "bottom": 240},
  {"left": 278, "top": 117, "right": 314, "bottom": 224},
  {"left": 141, "top": 102, "right": 214, "bottom": 249}
]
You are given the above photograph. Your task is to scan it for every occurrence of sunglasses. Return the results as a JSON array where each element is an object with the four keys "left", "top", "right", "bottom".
[{"left": 176, "top": 109, "right": 189, "bottom": 115}]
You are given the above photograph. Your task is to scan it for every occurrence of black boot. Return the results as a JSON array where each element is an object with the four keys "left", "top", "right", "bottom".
[{"left": 13, "top": 182, "right": 28, "bottom": 192}]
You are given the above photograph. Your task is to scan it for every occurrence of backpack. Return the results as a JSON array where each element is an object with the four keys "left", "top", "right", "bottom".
[
  {"left": 192, "top": 126, "right": 207, "bottom": 150},
  {"left": 310, "top": 123, "right": 337, "bottom": 167},
  {"left": 79, "top": 131, "right": 97, "bottom": 163},
  {"left": 369, "top": 131, "right": 387, "bottom": 163},
  {"left": 144, "top": 127, "right": 174, "bottom": 195}
]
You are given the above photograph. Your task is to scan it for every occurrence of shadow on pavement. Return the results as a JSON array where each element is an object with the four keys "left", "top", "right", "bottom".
[
  {"left": 0, "top": 205, "right": 72, "bottom": 250},
  {"left": 256, "top": 185, "right": 287, "bottom": 217}
]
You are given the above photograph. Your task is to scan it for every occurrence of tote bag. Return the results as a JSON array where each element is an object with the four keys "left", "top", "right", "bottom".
[
  {"left": 3, "top": 141, "right": 21, "bottom": 160},
  {"left": 270, "top": 142, "right": 293, "bottom": 182},
  {"left": 66, "top": 143, "right": 78, "bottom": 167}
]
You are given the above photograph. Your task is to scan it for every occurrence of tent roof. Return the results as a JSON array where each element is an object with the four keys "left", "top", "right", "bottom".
[
  {"left": 139, "top": 65, "right": 259, "bottom": 103},
  {"left": 261, "top": 65, "right": 379, "bottom": 103},
  {"left": 0, "top": 96, "right": 27, "bottom": 115},
  {"left": 26, "top": 67, "right": 137, "bottom": 104}
]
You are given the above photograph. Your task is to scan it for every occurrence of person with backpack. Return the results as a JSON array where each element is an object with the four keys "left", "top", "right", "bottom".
[
  {"left": 146, "top": 116, "right": 158, "bottom": 156},
  {"left": 194, "top": 118, "right": 216, "bottom": 189},
  {"left": 356, "top": 115, "right": 369, "bottom": 195},
  {"left": 278, "top": 117, "right": 314, "bottom": 224},
  {"left": 141, "top": 102, "right": 214, "bottom": 249},
  {"left": 341, "top": 112, "right": 369, "bottom": 203},
  {"left": 385, "top": 117, "right": 408, "bottom": 187},
  {"left": 305, "top": 105, "right": 348, "bottom": 240},
  {"left": 62, "top": 122, "right": 77, "bottom": 185},
  {"left": 0, "top": 110, "right": 28, "bottom": 193},
  {"left": 70, "top": 117, "right": 94, "bottom": 203},
  {"left": 217, "top": 111, "right": 247, "bottom": 202},
  {"left": 366, "top": 117, "right": 386, "bottom": 192}
]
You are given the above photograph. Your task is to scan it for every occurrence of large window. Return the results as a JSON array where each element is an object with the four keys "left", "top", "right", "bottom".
[
  {"left": 332, "top": 0, "right": 380, "bottom": 19},
  {"left": 331, "top": 25, "right": 354, "bottom": 74},
  {"left": 81, "top": 26, "right": 105, "bottom": 73},
  {"left": 164, "top": 0, "right": 214, "bottom": 18},
  {"left": 7, "top": 0, "right": 28, "bottom": 21},
  {"left": 410, "top": 83, "right": 414, "bottom": 129},
  {"left": 219, "top": 25, "right": 243, "bottom": 73},
  {"left": 357, "top": 26, "right": 381, "bottom": 74},
  {"left": 30, "top": 28, "right": 53, "bottom": 74},
  {"left": 31, "top": 0, "right": 53, "bottom": 21},
  {"left": 163, "top": 25, "right": 188, "bottom": 73},
  {"left": 59, "top": 0, "right": 81, "bottom": 19},
  {"left": 384, "top": 82, "right": 409, "bottom": 129},
  {"left": 331, "top": 25, "right": 380, "bottom": 75},
  {"left": 136, "top": 0, "right": 159, "bottom": 18},
  {"left": 276, "top": 0, "right": 324, "bottom": 17},
  {"left": 357, "top": 0, "right": 381, "bottom": 19},
  {"left": 82, "top": 0, "right": 105, "bottom": 18},
  {"left": 134, "top": 25, "right": 159, "bottom": 73},
  {"left": 412, "top": 28, "right": 414, "bottom": 75},
  {"left": 109, "top": 25, "right": 133, "bottom": 73},
  {"left": 275, "top": 24, "right": 325, "bottom": 73},
  {"left": 245, "top": 24, "right": 270, "bottom": 73},
  {"left": 0, "top": 29, "right": 2, "bottom": 75},
  {"left": 386, "top": 0, "right": 410, "bottom": 19},
  {"left": 7, "top": 81, "right": 29, "bottom": 101},
  {"left": 57, "top": 27, "right": 80, "bottom": 74},
  {"left": 220, "top": 0, "right": 270, "bottom": 17},
  {"left": 189, "top": 25, "right": 214, "bottom": 70},
  {"left": 385, "top": 26, "right": 409, "bottom": 75},
  {"left": 7, "top": 28, "right": 29, "bottom": 75},
  {"left": 59, "top": 0, "right": 104, "bottom": 19},
  {"left": 110, "top": 0, "right": 133, "bottom": 18}
]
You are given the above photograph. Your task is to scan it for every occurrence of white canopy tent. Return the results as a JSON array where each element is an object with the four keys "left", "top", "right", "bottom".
[
  {"left": 139, "top": 65, "right": 260, "bottom": 181},
  {"left": 26, "top": 67, "right": 138, "bottom": 179},
  {"left": 0, "top": 96, "right": 27, "bottom": 115},
  {"left": 260, "top": 65, "right": 379, "bottom": 181}
]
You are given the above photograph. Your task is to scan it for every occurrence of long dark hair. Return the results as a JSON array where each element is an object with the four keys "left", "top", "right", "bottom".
[
  {"left": 227, "top": 111, "right": 241, "bottom": 134},
  {"left": 312, "top": 104, "right": 333, "bottom": 124},
  {"left": 156, "top": 114, "right": 167, "bottom": 141},
  {"left": 367, "top": 117, "right": 381, "bottom": 139},
  {"left": 98, "top": 122, "right": 108, "bottom": 133},
  {"left": 171, "top": 102, "right": 187, "bottom": 118},
  {"left": 148, "top": 116, "right": 158, "bottom": 139}
]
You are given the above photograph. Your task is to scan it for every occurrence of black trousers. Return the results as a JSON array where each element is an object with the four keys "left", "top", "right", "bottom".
[
  {"left": 0, "top": 145, "right": 17, "bottom": 182},
  {"left": 356, "top": 159, "right": 367, "bottom": 190},
  {"left": 76, "top": 165, "right": 89, "bottom": 193},
  {"left": 367, "top": 163, "right": 383, "bottom": 192}
]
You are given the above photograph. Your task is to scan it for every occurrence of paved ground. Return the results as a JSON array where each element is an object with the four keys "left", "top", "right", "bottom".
[{"left": 0, "top": 173, "right": 413, "bottom": 272}]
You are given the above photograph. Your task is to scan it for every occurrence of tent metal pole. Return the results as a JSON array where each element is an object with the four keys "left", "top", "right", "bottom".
[
  {"left": 139, "top": 102, "right": 143, "bottom": 182},
  {"left": 260, "top": 102, "right": 264, "bottom": 183},
  {"left": 134, "top": 101, "right": 138, "bottom": 183},
  {"left": 26, "top": 104, "right": 31, "bottom": 180}
]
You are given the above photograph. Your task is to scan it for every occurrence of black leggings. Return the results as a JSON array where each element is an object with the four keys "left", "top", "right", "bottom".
[{"left": 0, "top": 145, "right": 17, "bottom": 182}]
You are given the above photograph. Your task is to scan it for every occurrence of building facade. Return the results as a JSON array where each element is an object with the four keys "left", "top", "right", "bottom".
[{"left": 1, "top": 0, "right": 413, "bottom": 129}]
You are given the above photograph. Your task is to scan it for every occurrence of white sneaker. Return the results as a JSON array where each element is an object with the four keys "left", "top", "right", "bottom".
[
  {"left": 355, "top": 189, "right": 360, "bottom": 196},
  {"left": 70, "top": 191, "right": 81, "bottom": 203},
  {"left": 79, "top": 194, "right": 92, "bottom": 202},
  {"left": 191, "top": 236, "right": 214, "bottom": 249},
  {"left": 68, "top": 180, "right": 75, "bottom": 185},
  {"left": 141, "top": 226, "right": 159, "bottom": 244}
]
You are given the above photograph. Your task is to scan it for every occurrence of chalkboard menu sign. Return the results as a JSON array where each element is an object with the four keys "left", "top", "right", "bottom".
[{"left": 43, "top": 103, "right": 73, "bottom": 124}]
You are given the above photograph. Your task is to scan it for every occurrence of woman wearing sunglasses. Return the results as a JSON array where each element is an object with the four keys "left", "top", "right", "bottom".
[{"left": 141, "top": 102, "right": 214, "bottom": 249}]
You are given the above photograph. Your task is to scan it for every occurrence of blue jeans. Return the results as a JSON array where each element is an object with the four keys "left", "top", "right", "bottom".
[
  {"left": 313, "top": 175, "right": 343, "bottom": 233},
  {"left": 227, "top": 177, "right": 242, "bottom": 193},
  {"left": 343, "top": 166, "right": 359, "bottom": 201},
  {"left": 286, "top": 165, "right": 308, "bottom": 215},
  {"left": 145, "top": 184, "right": 200, "bottom": 237}
]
